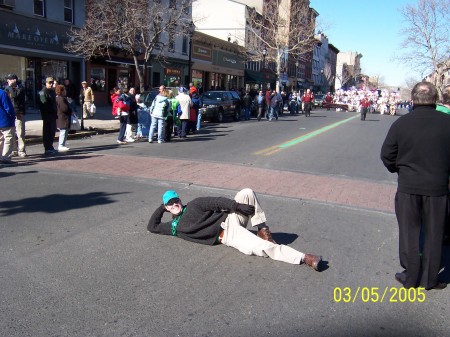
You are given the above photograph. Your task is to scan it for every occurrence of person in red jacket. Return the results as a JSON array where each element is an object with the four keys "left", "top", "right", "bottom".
[
  {"left": 264, "top": 89, "right": 272, "bottom": 119},
  {"left": 324, "top": 92, "right": 333, "bottom": 110},
  {"left": 110, "top": 87, "right": 130, "bottom": 144},
  {"left": 301, "top": 89, "right": 314, "bottom": 117},
  {"left": 360, "top": 96, "right": 370, "bottom": 121}
]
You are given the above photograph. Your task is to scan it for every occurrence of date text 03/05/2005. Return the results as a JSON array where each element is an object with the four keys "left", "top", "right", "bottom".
[{"left": 333, "top": 287, "right": 426, "bottom": 303}]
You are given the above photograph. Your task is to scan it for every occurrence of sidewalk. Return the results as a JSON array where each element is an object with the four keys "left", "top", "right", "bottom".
[{"left": 24, "top": 105, "right": 119, "bottom": 144}]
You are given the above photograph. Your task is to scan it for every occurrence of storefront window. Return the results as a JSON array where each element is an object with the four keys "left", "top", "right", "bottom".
[
  {"left": 118, "top": 67, "right": 130, "bottom": 90},
  {"left": 41, "top": 59, "right": 67, "bottom": 84},
  {"left": 0, "top": 53, "right": 25, "bottom": 89},
  {"left": 164, "top": 67, "right": 181, "bottom": 87},
  {"left": 192, "top": 70, "right": 203, "bottom": 89},
  {"left": 90, "top": 67, "right": 106, "bottom": 92}
]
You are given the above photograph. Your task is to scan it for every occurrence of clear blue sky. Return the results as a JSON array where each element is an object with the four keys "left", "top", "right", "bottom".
[{"left": 310, "top": 0, "right": 422, "bottom": 87}]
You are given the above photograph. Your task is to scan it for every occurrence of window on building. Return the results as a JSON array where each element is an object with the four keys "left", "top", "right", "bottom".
[
  {"left": 168, "top": 25, "right": 176, "bottom": 52},
  {"left": 182, "top": 35, "right": 188, "bottom": 55},
  {"left": 34, "top": 0, "right": 45, "bottom": 17},
  {"left": 64, "top": 0, "right": 73, "bottom": 23}
]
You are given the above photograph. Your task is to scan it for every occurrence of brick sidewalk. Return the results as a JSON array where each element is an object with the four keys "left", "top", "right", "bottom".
[{"left": 28, "top": 153, "right": 396, "bottom": 213}]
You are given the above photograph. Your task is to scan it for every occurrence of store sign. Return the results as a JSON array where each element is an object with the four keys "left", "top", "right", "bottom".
[
  {"left": 164, "top": 68, "right": 181, "bottom": 76},
  {"left": 223, "top": 56, "right": 236, "bottom": 64},
  {"left": 214, "top": 51, "right": 243, "bottom": 70},
  {"left": 0, "top": 11, "right": 72, "bottom": 54},
  {"left": 192, "top": 44, "right": 212, "bottom": 61}
]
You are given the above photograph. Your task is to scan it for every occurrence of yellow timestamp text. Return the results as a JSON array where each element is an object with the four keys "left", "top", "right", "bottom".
[{"left": 333, "top": 287, "right": 426, "bottom": 303}]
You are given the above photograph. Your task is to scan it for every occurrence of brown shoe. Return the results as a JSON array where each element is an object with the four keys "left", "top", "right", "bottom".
[
  {"left": 257, "top": 227, "right": 276, "bottom": 243},
  {"left": 303, "top": 254, "right": 322, "bottom": 271}
]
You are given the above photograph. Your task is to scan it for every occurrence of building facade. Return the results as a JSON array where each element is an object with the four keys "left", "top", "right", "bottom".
[
  {"left": 0, "top": 0, "right": 85, "bottom": 107},
  {"left": 335, "top": 51, "right": 363, "bottom": 90}
]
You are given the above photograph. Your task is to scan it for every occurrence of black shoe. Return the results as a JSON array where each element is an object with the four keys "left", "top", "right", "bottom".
[
  {"left": 394, "top": 272, "right": 406, "bottom": 286},
  {"left": 426, "top": 282, "right": 447, "bottom": 290}
]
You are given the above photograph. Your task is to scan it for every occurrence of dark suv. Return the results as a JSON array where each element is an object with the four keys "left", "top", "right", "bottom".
[{"left": 199, "top": 91, "right": 241, "bottom": 122}]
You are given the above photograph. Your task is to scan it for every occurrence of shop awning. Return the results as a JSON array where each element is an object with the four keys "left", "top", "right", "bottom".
[{"left": 245, "top": 69, "right": 276, "bottom": 83}]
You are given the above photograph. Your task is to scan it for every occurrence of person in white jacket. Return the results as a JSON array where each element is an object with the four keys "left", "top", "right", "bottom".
[
  {"left": 149, "top": 85, "right": 169, "bottom": 143},
  {"left": 175, "top": 87, "right": 192, "bottom": 138}
]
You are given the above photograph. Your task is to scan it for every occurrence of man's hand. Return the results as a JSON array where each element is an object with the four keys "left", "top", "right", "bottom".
[{"left": 234, "top": 203, "right": 255, "bottom": 216}]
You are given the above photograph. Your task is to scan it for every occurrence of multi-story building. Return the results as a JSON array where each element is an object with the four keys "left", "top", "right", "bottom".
[
  {"left": 313, "top": 33, "right": 339, "bottom": 93},
  {"left": 335, "top": 51, "right": 363, "bottom": 90},
  {"left": 0, "top": 0, "right": 85, "bottom": 107},
  {"left": 327, "top": 43, "right": 339, "bottom": 93},
  {"left": 192, "top": 0, "right": 249, "bottom": 91}
]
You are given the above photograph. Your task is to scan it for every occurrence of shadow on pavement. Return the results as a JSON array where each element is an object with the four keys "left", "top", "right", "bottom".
[
  {"left": 0, "top": 191, "right": 127, "bottom": 216},
  {"left": 270, "top": 232, "right": 299, "bottom": 245}
]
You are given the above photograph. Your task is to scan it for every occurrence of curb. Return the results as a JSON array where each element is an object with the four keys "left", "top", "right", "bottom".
[{"left": 25, "top": 128, "right": 119, "bottom": 145}]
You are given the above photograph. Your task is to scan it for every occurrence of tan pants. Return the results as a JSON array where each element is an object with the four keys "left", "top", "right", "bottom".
[
  {"left": 83, "top": 102, "right": 93, "bottom": 119},
  {"left": 220, "top": 188, "right": 304, "bottom": 264},
  {"left": 12, "top": 117, "right": 26, "bottom": 154},
  {"left": 0, "top": 126, "right": 14, "bottom": 161}
]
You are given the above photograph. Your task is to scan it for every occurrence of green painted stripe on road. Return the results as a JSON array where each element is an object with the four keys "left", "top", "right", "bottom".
[
  {"left": 254, "top": 114, "right": 359, "bottom": 156},
  {"left": 280, "top": 114, "right": 359, "bottom": 148}
]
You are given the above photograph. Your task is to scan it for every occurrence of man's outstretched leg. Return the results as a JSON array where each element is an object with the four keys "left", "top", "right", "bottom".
[
  {"left": 219, "top": 220, "right": 322, "bottom": 270},
  {"left": 232, "top": 188, "right": 276, "bottom": 243}
]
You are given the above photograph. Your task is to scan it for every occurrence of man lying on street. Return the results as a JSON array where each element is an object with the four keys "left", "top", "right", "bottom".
[{"left": 147, "top": 188, "right": 323, "bottom": 271}]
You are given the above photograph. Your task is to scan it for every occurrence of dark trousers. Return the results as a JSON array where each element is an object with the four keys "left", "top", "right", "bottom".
[
  {"left": 395, "top": 192, "right": 447, "bottom": 288},
  {"left": 361, "top": 107, "right": 367, "bottom": 120},
  {"left": 304, "top": 102, "right": 312, "bottom": 116},
  {"left": 118, "top": 115, "right": 127, "bottom": 141},
  {"left": 164, "top": 117, "right": 173, "bottom": 142},
  {"left": 178, "top": 120, "right": 188, "bottom": 138},
  {"left": 42, "top": 116, "right": 56, "bottom": 151}
]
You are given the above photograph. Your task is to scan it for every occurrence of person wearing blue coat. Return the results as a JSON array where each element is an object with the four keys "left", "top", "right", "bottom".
[{"left": 0, "top": 88, "right": 16, "bottom": 164}]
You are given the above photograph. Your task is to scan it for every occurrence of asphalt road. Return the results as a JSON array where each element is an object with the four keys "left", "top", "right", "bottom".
[{"left": 1, "top": 108, "right": 449, "bottom": 337}]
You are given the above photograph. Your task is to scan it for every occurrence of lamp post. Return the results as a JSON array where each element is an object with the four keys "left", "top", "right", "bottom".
[
  {"left": 295, "top": 61, "right": 299, "bottom": 89},
  {"left": 79, "top": 89, "right": 85, "bottom": 131},
  {"left": 320, "top": 69, "right": 324, "bottom": 93},
  {"left": 187, "top": 22, "right": 195, "bottom": 84}
]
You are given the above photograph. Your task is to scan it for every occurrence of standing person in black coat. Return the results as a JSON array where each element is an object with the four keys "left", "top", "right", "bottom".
[
  {"left": 148, "top": 188, "right": 323, "bottom": 270},
  {"left": 64, "top": 78, "right": 77, "bottom": 114},
  {"left": 380, "top": 81, "right": 450, "bottom": 290},
  {"left": 125, "top": 87, "right": 138, "bottom": 142},
  {"left": 39, "top": 77, "right": 57, "bottom": 155}
]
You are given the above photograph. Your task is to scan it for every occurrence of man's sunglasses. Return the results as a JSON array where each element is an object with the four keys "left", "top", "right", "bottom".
[{"left": 165, "top": 198, "right": 180, "bottom": 206}]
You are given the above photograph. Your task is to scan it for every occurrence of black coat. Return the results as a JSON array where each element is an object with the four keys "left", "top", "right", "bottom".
[
  {"left": 4, "top": 83, "right": 25, "bottom": 117},
  {"left": 380, "top": 105, "right": 450, "bottom": 196},
  {"left": 127, "top": 94, "right": 138, "bottom": 125},
  {"left": 39, "top": 87, "right": 57, "bottom": 118},
  {"left": 148, "top": 197, "right": 238, "bottom": 245}
]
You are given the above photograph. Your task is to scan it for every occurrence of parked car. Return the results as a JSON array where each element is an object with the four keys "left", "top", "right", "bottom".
[
  {"left": 313, "top": 94, "right": 325, "bottom": 108},
  {"left": 140, "top": 90, "right": 159, "bottom": 108},
  {"left": 199, "top": 91, "right": 241, "bottom": 122}
]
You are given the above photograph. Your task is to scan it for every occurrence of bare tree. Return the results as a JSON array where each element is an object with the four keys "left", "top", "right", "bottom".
[
  {"left": 404, "top": 76, "right": 420, "bottom": 91},
  {"left": 398, "top": 0, "right": 449, "bottom": 96},
  {"left": 245, "top": 0, "right": 317, "bottom": 92},
  {"left": 65, "top": 0, "right": 193, "bottom": 92}
]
